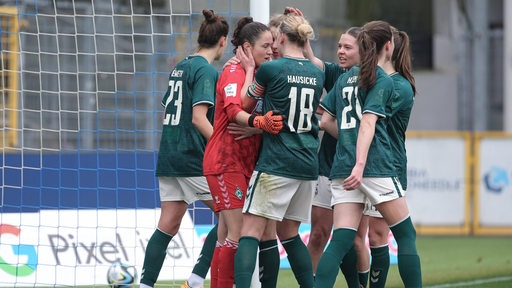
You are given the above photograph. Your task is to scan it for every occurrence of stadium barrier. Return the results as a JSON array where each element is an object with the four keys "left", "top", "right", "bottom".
[{"left": 2, "top": 133, "right": 512, "bottom": 286}]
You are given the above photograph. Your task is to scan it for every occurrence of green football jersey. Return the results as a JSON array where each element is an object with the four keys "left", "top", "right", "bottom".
[
  {"left": 156, "top": 55, "right": 217, "bottom": 177},
  {"left": 388, "top": 72, "right": 414, "bottom": 190},
  {"left": 318, "top": 61, "right": 346, "bottom": 177},
  {"left": 320, "top": 65, "right": 396, "bottom": 179},
  {"left": 248, "top": 57, "right": 325, "bottom": 180},
  {"left": 323, "top": 61, "right": 345, "bottom": 92}
]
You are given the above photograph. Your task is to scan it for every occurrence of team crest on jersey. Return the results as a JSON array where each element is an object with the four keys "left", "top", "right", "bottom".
[
  {"left": 235, "top": 187, "right": 243, "bottom": 199},
  {"left": 225, "top": 83, "right": 237, "bottom": 97}
]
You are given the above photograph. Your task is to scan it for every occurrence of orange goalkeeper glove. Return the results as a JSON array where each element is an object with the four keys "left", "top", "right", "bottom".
[{"left": 248, "top": 110, "right": 284, "bottom": 134}]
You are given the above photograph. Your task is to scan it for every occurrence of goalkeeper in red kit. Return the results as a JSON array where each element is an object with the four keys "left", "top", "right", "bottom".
[{"left": 201, "top": 16, "right": 283, "bottom": 288}]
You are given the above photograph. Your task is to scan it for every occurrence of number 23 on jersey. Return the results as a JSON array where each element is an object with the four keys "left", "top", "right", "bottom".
[{"left": 163, "top": 80, "right": 183, "bottom": 126}]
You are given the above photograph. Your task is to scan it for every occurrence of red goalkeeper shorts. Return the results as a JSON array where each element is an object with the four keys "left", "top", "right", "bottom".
[{"left": 206, "top": 172, "right": 250, "bottom": 213}]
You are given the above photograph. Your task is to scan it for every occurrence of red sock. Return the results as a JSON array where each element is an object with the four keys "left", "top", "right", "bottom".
[
  {"left": 210, "top": 241, "right": 222, "bottom": 288},
  {"left": 218, "top": 238, "right": 238, "bottom": 288}
]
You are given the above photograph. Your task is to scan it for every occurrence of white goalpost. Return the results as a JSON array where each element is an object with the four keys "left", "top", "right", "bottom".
[{"left": 0, "top": 0, "right": 259, "bottom": 287}]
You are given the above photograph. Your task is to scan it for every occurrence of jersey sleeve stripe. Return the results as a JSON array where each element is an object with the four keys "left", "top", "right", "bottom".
[
  {"left": 193, "top": 100, "right": 215, "bottom": 107},
  {"left": 362, "top": 109, "right": 387, "bottom": 118},
  {"left": 319, "top": 103, "right": 336, "bottom": 117}
]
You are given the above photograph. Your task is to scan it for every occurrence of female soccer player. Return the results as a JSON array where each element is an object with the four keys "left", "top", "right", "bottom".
[
  {"left": 233, "top": 13, "right": 325, "bottom": 288},
  {"left": 305, "top": 26, "right": 362, "bottom": 275},
  {"left": 139, "top": 9, "right": 228, "bottom": 288},
  {"left": 315, "top": 20, "right": 422, "bottom": 288},
  {"left": 202, "top": 16, "right": 279, "bottom": 288},
  {"left": 354, "top": 27, "right": 417, "bottom": 288}
]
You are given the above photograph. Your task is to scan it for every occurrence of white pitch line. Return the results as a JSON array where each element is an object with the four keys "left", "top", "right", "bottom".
[{"left": 426, "top": 276, "right": 512, "bottom": 288}]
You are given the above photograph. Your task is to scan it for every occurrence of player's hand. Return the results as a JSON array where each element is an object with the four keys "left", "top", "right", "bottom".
[
  {"left": 343, "top": 165, "right": 364, "bottom": 190},
  {"left": 248, "top": 110, "right": 284, "bottom": 134},
  {"left": 285, "top": 7, "right": 304, "bottom": 17},
  {"left": 236, "top": 46, "right": 255, "bottom": 71},
  {"left": 223, "top": 56, "right": 240, "bottom": 69},
  {"left": 227, "top": 123, "right": 262, "bottom": 140}
]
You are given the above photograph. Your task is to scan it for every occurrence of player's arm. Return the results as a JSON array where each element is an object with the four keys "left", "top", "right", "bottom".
[
  {"left": 303, "top": 39, "right": 324, "bottom": 70},
  {"left": 226, "top": 105, "right": 283, "bottom": 135},
  {"left": 247, "top": 62, "right": 271, "bottom": 100},
  {"left": 319, "top": 109, "right": 338, "bottom": 139},
  {"left": 226, "top": 122, "right": 262, "bottom": 140},
  {"left": 286, "top": 7, "right": 324, "bottom": 70},
  {"left": 318, "top": 87, "right": 339, "bottom": 137},
  {"left": 236, "top": 46, "right": 257, "bottom": 111},
  {"left": 192, "top": 103, "right": 213, "bottom": 140},
  {"left": 343, "top": 113, "right": 378, "bottom": 190}
]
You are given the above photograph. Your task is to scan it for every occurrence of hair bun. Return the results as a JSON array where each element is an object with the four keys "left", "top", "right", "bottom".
[{"left": 202, "top": 9, "right": 216, "bottom": 23}]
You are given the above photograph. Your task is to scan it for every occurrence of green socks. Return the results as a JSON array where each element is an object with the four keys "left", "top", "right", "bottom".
[
  {"left": 191, "top": 223, "right": 218, "bottom": 278},
  {"left": 390, "top": 217, "right": 422, "bottom": 287},
  {"left": 339, "top": 245, "right": 360, "bottom": 288},
  {"left": 140, "top": 229, "right": 173, "bottom": 286},
  {"left": 315, "top": 228, "right": 357, "bottom": 287},
  {"left": 369, "top": 245, "right": 389, "bottom": 288},
  {"left": 359, "top": 270, "right": 369, "bottom": 288},
  {"left": 234, "top": 236, "right": 260, "bottom": 288},
  {"left": 281, "top": 235, "right": 314, "bottom": 287},
  {"left": 259, "top": 239, "right": 280, "bottom": 288}
]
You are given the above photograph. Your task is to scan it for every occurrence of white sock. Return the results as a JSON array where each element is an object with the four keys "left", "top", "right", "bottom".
[
  {"left": 188, "top": 273, "right": 205, "bottom": 287},
  {"left": 139, "top": 284, "right": 152, "bottom": 288}
]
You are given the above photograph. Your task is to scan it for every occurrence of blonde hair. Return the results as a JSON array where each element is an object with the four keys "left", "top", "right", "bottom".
[
  {"left": 268, "top": 13, "right": 286, "bottom": 29},
  {"left": 278, "top": 14, "right": 314, "bottom": 47},
  {"left": 268, "top": 7, "right": 298, "bottom": 29}
]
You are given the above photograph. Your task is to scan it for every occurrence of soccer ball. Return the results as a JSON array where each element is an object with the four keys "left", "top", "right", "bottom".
[{"left": 107, "top": 261, "right": 138, "bottom": 288}]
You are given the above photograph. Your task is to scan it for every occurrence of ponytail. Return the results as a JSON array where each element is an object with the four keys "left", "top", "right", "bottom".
[
  {"left": 393, "top": 30, "right": 416, "bottom": 95},
  {"left": 357, "top": 21, "right": 393, "bottom": 90},
  {"left": 358, "top": 30, "right": 378, "bottom": 90}
]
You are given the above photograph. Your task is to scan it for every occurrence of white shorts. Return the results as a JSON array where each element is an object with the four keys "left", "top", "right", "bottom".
[
  {"left": 331, "top": 177, "right": 404, "bottom": 207},
  {"left": 158, "top": 176, "right": 212, "bottom": 204},
  {"left": 363, "top": 188, "right": 407, "bottom": 218},
  {"left": 312, "top": 175, "right": 332, "bottom": 210},
  {"left": 363, "top": 200, "right": 382, "bottom": 218},
  {"left": 243, "top": 171, "right": 315, "bottom": 223}
]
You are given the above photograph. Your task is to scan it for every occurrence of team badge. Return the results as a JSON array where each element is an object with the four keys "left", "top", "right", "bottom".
[{"left": 235, "top": 187, "right": 243, "bottom": 199}]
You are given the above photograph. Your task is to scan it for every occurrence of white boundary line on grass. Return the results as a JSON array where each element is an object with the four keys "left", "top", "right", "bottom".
[{"left": 426, "top": 276, "right": 512, "bottom": 287}]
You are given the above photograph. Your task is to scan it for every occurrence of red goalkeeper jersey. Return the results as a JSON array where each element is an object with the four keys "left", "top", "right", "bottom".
[{"left": 203, "top": 64, "right": 262, "bottom": 177}]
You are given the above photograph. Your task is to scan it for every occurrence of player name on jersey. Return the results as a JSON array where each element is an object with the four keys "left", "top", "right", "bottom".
[
  {"left": 347, "top": 75, "right": 358, "bottom": 84},
  {"left": 171, "top": 69, "right": 183, "bottom": 77},
  {"left": 287, "top": 75, "right": 318, "bottom": 85}
]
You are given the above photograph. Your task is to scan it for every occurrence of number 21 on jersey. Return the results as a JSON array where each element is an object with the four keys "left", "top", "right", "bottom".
[
  {"left": 163, "top": 80, "right": 183, "bottom": 126},
  {"left": 340, "top": 86, "right": 362, "bottom": 129}
]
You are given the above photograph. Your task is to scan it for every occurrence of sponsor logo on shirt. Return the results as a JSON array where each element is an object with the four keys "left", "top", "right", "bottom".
[{"left": 225, "top": 83, "right": 237, "bottom": 97}]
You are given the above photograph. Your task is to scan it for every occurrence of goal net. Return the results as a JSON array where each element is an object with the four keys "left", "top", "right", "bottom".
[{"left": 0, "top": 0, "right": 250, "bottom": 286}]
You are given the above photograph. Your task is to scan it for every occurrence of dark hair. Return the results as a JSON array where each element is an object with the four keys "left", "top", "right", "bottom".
[
  {"left": 345, "top": 26, "right": 362, "bottom": 39},
  {"left": 357, "top": 20, "right": 393, "bottom": 90},
  {"left": 231, "top": 16, "right": 270, "bottom": 54},
  {"left": 392, "top": 28, "right": 416, "bottom": 95},
  {"left": 197, "top": 9, "right": 229, "bottom": 49}
]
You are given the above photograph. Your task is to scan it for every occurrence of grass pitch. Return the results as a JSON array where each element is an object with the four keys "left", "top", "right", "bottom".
[
  {"left": 277, "top": 235, "right": 512, "bottom": 287},
  {"left": 23, "top": 235, "right": 512, "bottom": 287}
]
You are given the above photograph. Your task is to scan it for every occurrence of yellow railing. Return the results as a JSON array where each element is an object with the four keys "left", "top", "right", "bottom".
[
  {"left": 405, "top": 131, "right": 512, "bottom": 236},
  {"left": 0, "top": 6, "right": 19, "bottom": 150}
]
